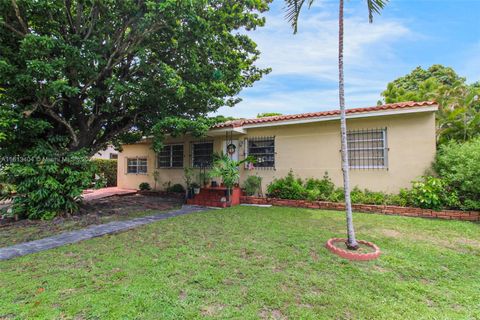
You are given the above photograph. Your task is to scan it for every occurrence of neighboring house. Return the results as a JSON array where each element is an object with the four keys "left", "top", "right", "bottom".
[
  {"left": 92, "top": 145, "right": 118, "bottom": 160},
  {"left": 117, "top": 101, "right": 438, "bottom": 193}
]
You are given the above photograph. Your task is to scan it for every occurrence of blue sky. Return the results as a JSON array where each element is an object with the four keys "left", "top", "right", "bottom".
[{"left": 215, "top": 0, "right": 480, "bottom": 118}]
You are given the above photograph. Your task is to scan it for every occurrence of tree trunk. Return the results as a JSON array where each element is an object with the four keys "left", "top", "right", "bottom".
[{"left": 338, "top": 0, "right": 359, "bottom": 250}]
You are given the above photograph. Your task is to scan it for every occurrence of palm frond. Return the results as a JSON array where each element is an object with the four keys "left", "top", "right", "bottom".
[
  {"left": 284, "top": 0, "right": 315, "bottom": 33},
  {"left": 367, "top": 0, "right": 388, "bottom": 23}
]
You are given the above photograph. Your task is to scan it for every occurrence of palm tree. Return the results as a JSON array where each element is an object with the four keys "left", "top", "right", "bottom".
[
  {"left": 210, "top": 152, "right": 254, "bottom": 203},
  {"left": 285, "top": 0, "right": 388, "bottom": 249}
]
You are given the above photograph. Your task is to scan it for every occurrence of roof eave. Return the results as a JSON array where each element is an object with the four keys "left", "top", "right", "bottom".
[{"left": 239, "top": 105, "right": 438, "bottom": 129}]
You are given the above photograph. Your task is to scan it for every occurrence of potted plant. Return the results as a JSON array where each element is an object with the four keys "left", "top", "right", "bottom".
[
  {"left": 198, "top": 171, "right": 211, "bottom": 188},
  {"left": 191, "top": 182, "right": 201, "bottom": 195},
  {"left": 209, "top": 152, "right": 254, "bottom": 204},
  {"left": 184, "top": 167, "right": 195, "bottom": 199}
]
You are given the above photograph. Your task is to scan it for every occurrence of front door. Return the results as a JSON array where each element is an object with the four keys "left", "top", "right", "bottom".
[{"left": 223, "top": 140, "right": 239, "bottom": 162}]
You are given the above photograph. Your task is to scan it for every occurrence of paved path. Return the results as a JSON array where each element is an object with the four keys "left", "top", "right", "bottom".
[
  {"left": 82, "top": 187, "right": 137, "bottom": 201},
  {"left": 0, "top": 205, "right": 207, "bottom": 261}
]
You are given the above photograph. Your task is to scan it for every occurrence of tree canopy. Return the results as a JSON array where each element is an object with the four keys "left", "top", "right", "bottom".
[
  {"left": 379, "top": 65, "right": 479, "bottom": 144},
  {"left": 257, "top": 112, "right": 282, "bottom": 118},
  {"left": 381, "top": 65, "right": 466, "bottom": 103},
  {"left": 0, "top": 0, "right": 271, "bottom": 156}
]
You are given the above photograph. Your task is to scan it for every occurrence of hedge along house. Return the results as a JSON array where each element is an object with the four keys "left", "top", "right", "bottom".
[{"left": 117, "top": 101, "right": 438, "bottom": 194}]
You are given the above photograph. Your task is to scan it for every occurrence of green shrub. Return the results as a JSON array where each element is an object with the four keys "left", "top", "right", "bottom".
[
  {"left": 2, "top": 147, "right": 94, "bottom": 220},
  {"left": 327, "top": 188, "right": 345, "bottom": 202},
  {"left": 267, "top": 170, "right": 306, "bottom": 199},
  {"left": 167, "top": 183, "right": 186, "bottom": 193},
  {"left": 388, "top": 190, "right": 409, "bottom": 207},
  {"left": 264, "top": 170, "right": 469, "bottom": 211},
  {"left": 139, "top": 182, "right": 151, "bottom": 191},
  {"left": 305, "top": 189, "right": 321, "bottom": 201},
  {"left": 407, "top": 176, "right": 459, "bottom": 210},
  {"left": 304, "top": 173, "right": 335, "bottom": 200},
  {"left": 349, "top": 188, "right": 389, "bottom": 205},
  {"left": 243, "top": 175, "right": 262, "bottom": 196},
  {"left": 91, "top": 159, "right": 117, "bottom": 187},
  {"left": 435, "top": 138, "right": 480, "bottom": 210}
]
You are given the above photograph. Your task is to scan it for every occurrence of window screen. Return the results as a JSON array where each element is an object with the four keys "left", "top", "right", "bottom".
[
  {"left": 347, "top": 128, "right": 388, "bottom": 169},
  {"left": 247, "top": 137, "right": 275, "bottom": 169}
]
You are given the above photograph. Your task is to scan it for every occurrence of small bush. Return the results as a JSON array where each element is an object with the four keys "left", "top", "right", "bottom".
[
  {"left": 435, "top": 138, "right": 480, "bottom": 210},
  {"left": 407, "top": 176, "right": 459, "bottom": 210},
  {"left": 267, "top": 170, "right": 306, "bottom": 199},
  {"left": 350, "top": 188, "right": 389, "bottom": 205},
  {"left": 264, "top": 170, "right": 472, "bottom": 211},
  {"left": 91, "top": 159, "right": 117, "bottom": 187},
  {"left": 167, "top": 183, "right": 186, "bottom": 193},
  {"left": 388, "top": 190, "right": 409, "bottom": 207},
  {"left": 304, "top": 173, "right": 335, "bottom": 200},
  {"left": 139, "top": 182, "right": 151, "bottom": 191},
  {"left": 327, "top": 188, "right": 345, "bottom": 202},
  {"left": 243, "top": 175, "right": 262, "bottom": 196},
  {"left": 2, "top": 146, "right": 94, "bottom": 220}
]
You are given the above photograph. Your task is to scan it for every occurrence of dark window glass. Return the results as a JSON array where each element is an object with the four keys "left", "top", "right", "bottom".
[{"left": 192, "top": 142, "right": 213, "bottom": 168}]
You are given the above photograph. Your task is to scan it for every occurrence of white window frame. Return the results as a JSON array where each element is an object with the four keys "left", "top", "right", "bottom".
[
  {"left": 126, "top": 157, "right": 148, "bottom": 174},
  {"left": 157, "top": 144, "right": 184, "bottom": 169},
  {"left": 347, "top": 128, "right": 388, "bottom": 170},
  {"left": 191, "top": 141, "right": 214, "bottom": 168}
]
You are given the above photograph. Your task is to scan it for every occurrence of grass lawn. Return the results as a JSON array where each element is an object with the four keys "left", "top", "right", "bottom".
[{"left": 1, "top": 206, "right": 479, "bottom": 319}]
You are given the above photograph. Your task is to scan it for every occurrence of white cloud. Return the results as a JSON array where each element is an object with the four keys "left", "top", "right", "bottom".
[
  {"left": 215, "top": 3, "right": 415, "bottom": 118},
  {"left": 252, "top": 13, "right": 410, "bottom": 82},
  {"left": 216, "top": 85, "right": 383, "bottom": 118}
]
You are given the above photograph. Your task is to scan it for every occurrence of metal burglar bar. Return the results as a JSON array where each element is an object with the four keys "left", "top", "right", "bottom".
[
  {"left": 157, "top": 144, "right": 184, "bottom": 168},
  {"left": 246, "top": 136, "right": 275, "bottom": 169},
  {"left": 191, "top": 140, "right": 214, "bottom": 168},
  {"left": 347, "top": 128, "right": 388, "bottom": 170}
]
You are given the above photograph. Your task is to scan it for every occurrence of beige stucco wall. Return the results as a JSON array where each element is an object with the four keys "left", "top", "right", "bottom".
[{"left": 117, "top": 111, "right": 436, "bottom": 193}]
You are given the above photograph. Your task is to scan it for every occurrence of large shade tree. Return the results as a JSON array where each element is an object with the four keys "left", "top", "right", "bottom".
[
  {"left": 284, "top": 0, "right": 388, "bottom": 249},
  {"left": 0, "top": 0, "right": 271, "bottom": 156},
  {"left": 380, "top": 65, "right": 480, "bottom": 144},
  {"left": 0, "top": 0, "right": 271, "bottom": 219}
]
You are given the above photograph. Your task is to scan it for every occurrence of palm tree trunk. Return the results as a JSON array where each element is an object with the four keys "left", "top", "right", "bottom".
[{"left": 338, "top": 0, "right": 359, "bottom": 250}]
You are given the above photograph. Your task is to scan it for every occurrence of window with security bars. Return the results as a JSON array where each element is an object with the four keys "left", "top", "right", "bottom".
[
  {"left": 347, "top": 128, "right": 388, "bottom": 169},
  {"left": 247, "top": 137, "right": 275, "bottom": 169},
  {"left": 157, "top": 144, "right": 184, "bottom": 168},
  {"left": 127, "top": 158, "right": 148, "bottom": 174},
  {"left": 191, "top": 141, "right": 214, "bottom": 168}
]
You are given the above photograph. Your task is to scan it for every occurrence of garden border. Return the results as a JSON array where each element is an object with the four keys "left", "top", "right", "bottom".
[
  {"left": 240, "top": 196, "right": 480, "bottom": 221},
  {"left": 325, "top": 238, "right": 381, "bottom": 261}
]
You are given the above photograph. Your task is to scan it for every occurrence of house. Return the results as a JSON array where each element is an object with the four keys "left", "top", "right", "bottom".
[
  {"left": 117, "top": 101, "right": 437, "bottom": 194},
  {"left": 92, "top": 145, "right": 118, "bottom": 160}
]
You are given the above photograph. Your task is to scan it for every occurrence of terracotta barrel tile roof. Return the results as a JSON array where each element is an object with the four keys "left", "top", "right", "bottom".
[{"left": 213, "top": 101, "right": 437, "bottom": 129}]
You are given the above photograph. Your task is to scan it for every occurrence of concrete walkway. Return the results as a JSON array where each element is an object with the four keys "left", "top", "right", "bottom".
[
  {"left": 82, "top": 187, "right": 137, "bottom": 201},
  {"left": 0, "top": 205, "right": 207, "bottom": 261}
]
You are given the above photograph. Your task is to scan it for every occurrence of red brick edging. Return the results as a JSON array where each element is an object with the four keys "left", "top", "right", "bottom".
[
  {"left": 240, "top": 196, "right": 480, "bottom": 221},
  {"left": 325, "top": 238, "right": 381, "bottom": 261}
]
